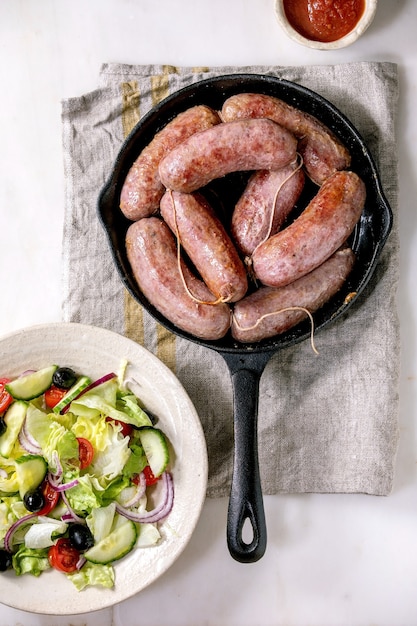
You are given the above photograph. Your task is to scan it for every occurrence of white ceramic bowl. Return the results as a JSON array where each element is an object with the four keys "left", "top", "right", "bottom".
[
  {"left": 275, "top": 0, "right": 378, "bottom": 50},
  {"left": 0, "top": 322, "right": 208, "bottom": 615}
]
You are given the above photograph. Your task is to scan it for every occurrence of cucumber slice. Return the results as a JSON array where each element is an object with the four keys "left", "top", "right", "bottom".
[
  {"left": 52, "top": 376, "right": 92, "bottom": 414},
  {"left": 5, "top": 366, "right": 58, "bottom": 401},
  {"left": 15, "top": 454, "right": 47, "bottom": 498},
  {"left": 0, "top": 400, "right": 27, "bottom": 458},
  {"left": 84, "top": 518, "right": 137, "bottom": 565},
  {"left": 138, "top": 427, "right": 169, "bottom": 477}
]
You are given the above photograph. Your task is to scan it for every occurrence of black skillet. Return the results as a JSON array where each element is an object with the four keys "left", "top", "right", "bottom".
[{"left": 97, "top": 74, "right": 393, "bottom": 564}]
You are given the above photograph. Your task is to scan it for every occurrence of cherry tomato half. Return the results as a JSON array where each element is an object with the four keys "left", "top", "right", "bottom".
[
  {"left": 48, "top": 538, "right": 80, "bottom": 573},
  {"left": 143, "top": 465, "right": 159, "bottom": 486},
  {"left": 105, "top": 417, "right": 133, "bottom": 438},
  {"left": 0, "top": 378, "right": 13, "bottom": 413},
  {"left": 37, "top": 480, "right": 60, "bottom": 516},
  {"left": 44, "top": 385, "right": 68, "bottom": 409},
  {"left": 77, "top": 437, "right": 94, "bottom": 469}
]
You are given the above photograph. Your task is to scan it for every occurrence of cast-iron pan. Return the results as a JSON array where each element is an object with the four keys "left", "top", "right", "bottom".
[{"left": 97, "top": 74, "right": 393, "bottom": 563}]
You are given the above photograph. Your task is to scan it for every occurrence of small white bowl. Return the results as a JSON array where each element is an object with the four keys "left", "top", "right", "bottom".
[{"left": 275, "top": 0, "right": 378, "bottom": 50}]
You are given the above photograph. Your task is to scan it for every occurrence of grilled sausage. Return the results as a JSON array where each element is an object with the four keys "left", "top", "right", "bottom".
[
  {"left": 160, "top": 190, "right": 248, "bottom": 302},
  {"left": 221, "top": 92, "right": 351, "bottom": 185},
  {"left": 126, "top": 217, "right": 231, "bottom": 340},
  {"left": 252, "top": 171, "right": 365, "bottom": 288},
  {"left": 158, "top": 118, "right": 298, "bottom": 193},
  {"left": 120, "top": 105, "right": 221, "bottom": 220},
  {"left": 230, "top": 161, "right": 305, "bottom": 257},
  {"left": 231, "top": 247, "right": 355, "bottom": 343}
]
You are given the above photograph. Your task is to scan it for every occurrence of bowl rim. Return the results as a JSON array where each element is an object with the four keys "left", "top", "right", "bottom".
[{"left": 274, "top": 0, "right": 378, "bottom": 50}]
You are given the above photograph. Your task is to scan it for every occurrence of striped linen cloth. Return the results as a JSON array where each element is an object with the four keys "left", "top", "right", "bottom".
[{"left": 61, "top": 62, "right": 400, "bottom": 497}]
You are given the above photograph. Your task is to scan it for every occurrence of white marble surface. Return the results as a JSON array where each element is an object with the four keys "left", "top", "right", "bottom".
[{"left": 0, "top": 1, "right": 416, "bottom": 624}]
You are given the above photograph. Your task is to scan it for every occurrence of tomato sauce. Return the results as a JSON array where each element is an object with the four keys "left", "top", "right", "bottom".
[{"left": 283, "top": 0, "right": 365, "bottom": 43}]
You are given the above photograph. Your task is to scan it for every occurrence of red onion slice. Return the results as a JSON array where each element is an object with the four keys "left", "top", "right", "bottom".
[
  {"left": 18, "top": 370, "right": 36, "bottom": 378},
  {"left": 47, "top": 473, "right": 61, "bottom": 489},
  {"left": 47, "top": 451, "right": 64, "bottom": 489},
  {"left": 52, "top": 478, "right": 79, "bottom": 493},
  {"left": 61, "top": 492, "right": 85, "bottom": 523},
  {"left": 121, "top": 472, "right": 147, "bottom": 509},
  {"left": 18, "top": 431, "right": 41, "bottom": 455},
  {"left": 4, "top": 513, "right": 38, "bottom": 552},
  {"left": 76, "top": 555, "right": 87, "bottom": 570},
  {"left": 47, "top": 449, "right": 78, "bottom": 492},
  {"left": 18, "top": 422, "right": 42, "bottom": 455},
  {"left": 116, "top": 472, "right": 174, "bottom": 524}
]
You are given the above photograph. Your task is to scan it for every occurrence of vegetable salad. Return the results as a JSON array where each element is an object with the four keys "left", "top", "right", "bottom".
[{"left": 0, "top": 361, "right": 173, "bottom": 590}]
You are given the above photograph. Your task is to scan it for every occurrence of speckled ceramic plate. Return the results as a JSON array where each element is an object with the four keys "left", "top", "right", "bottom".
[{"left": 0, "top": 322, "right": 208, "bottom": 615}]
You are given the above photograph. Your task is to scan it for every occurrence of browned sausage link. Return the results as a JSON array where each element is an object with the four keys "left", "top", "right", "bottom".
[
  {"left": 231, "top": 247, "right": 355, "bottom": 343},
  {"left": 160, "top": 191, "right": 248, "bottom": 303},
  {"left": 120, "top": 105, "right": 221, "bottom": 220},
  {"left": 158, "top": 118, "right": 298, "bottom": 193},
  {"left": 252, "top": 171, "right": 365, "bottom": 288},
  {"left": 220, "top": 93, "right": 351, "bottom": 186},
  {"left": 126, "top": 218, "right": 231, "bottom": 340},
  {"left": 230, "top": 161, "right": 305, "bottom": 257}
]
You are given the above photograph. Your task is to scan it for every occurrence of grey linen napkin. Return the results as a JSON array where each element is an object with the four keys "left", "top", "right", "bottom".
[{"left": 61, "top": 62, "right": 400, "bottom": 498}]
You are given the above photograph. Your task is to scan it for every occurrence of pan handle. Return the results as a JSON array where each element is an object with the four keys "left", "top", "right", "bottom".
[{"left": 221, "top": 351, "right": 273, "bottom": 563}]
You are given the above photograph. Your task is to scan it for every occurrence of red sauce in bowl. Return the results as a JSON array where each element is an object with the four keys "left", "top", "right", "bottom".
[{"left": 283, "top": 0, "right": 366, "bottom": 43}]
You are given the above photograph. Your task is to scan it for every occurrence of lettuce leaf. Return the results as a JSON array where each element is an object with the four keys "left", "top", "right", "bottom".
[
  {"left": 66, "top": 562, "right": 114, "bottom": 590},
  {"left": 24, "top": 405, "right": 79, "bottom": 471},
  {"left": 0, "top": 457, "right": 19, "bottom": 495},
  {"left": 12, "top": 545, "right": 50, "bottom": 576},
  {"left": 65, "top": 475, "right": 101, "bottom": 516},
  {"left": 89, "top": 425, "right": 131, "bottom": 486},
  {"left": 116, "top": 391, "right": 152, "bottom": 427},
  {"left": 137, "top": 523, "right": 161, "bottom": 547},
  {"left": 86, "top": 502, "right": 116, "bottom": 542},
  {"left": 71, "top": 415, "right": 111, "bottom": 453},
  {"left": 24, "top": 517, "right": 68, "bottom": 549},
  {"left": 99, "top": 475, "right": 130, "bottom": 506},
  {"left": 122, "top": 442, "right": 147, "bottom": 480},
  {"left": 0, "top": 496, "right": 20, "bottom": 545},
  {"left": 70, "top": 378, "right": 152, "bottom": 428}
]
